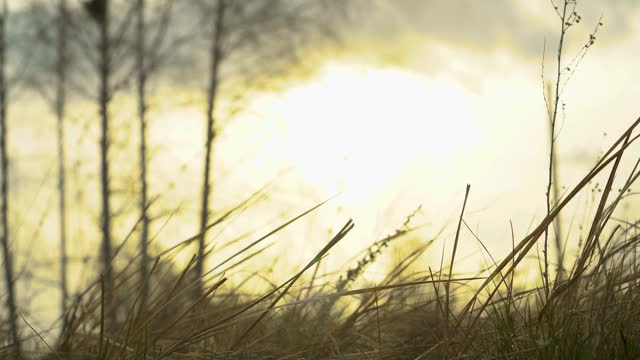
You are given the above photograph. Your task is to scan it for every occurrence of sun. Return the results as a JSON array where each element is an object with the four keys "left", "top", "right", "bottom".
[{"left": 268, "top": 62, "right": 481, "bottom": 205}]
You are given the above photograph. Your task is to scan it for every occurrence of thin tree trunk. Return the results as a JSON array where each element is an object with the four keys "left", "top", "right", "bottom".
[
  {"left": 98, "top": 0, "right": 113, "bottom": 297},
  {"left": 0, "top": 0, "right": 20, "bottom": 356},
  {"left": 196, "top": 0, "right": 226, "bottom": 293},
  {"left": 136, "top": 0, "right": 150, "bottom": 307},
  {"left": 57, "top": 0, "right": 69, "bottom": 322}
]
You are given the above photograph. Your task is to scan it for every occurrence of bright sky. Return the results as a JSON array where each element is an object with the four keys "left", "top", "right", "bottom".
[
  {"left": 10, "top": 0, "right": 640, "bottom": 326},
  {"left": 272, "top": 63, "right": 480, "bottom": 203},
  {"left": 166, "top": 0, "right": 640, "bottom": 276}
]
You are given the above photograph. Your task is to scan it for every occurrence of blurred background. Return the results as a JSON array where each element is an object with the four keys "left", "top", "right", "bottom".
[{"left": 1, "top": 0, "right": 640, "bottom": 338}]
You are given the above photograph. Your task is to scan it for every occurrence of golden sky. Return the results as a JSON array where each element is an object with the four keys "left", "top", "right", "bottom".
[{"left": 9, "top": 1, "right": 640, "bottom": 323}]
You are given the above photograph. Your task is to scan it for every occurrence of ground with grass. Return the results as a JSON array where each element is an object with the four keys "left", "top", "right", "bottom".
[{"left": 2, "top": 119, "right": 638, "bottom": 359}]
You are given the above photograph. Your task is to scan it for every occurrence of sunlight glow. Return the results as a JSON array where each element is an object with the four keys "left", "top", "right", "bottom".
[{"left": 271, "top": 63, "right": 481, "bottom": 204}]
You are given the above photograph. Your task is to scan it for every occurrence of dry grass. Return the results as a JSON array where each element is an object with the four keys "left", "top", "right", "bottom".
[{"left": 3, "top": 119, "right": 640, "bottom": 359}]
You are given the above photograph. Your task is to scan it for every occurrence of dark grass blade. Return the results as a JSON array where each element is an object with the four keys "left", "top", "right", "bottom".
[{"left": 158, "top": 219, "right": 354, "bottom": 358}]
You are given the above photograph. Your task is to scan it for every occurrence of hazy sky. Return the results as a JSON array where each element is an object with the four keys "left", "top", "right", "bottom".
[
  {"left": 241, "top": 0, "right": 640, "bottom": 275},
  {"left": 9, "top": 1, "right": 640, "bottom": 326},
  {"left": 352, "top": 1, "right": 638, "bottom": 59}
]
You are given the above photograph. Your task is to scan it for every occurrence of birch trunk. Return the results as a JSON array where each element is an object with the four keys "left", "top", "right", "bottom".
[{"left": 196, "top": 0, "right": 226, "bottom": 293}]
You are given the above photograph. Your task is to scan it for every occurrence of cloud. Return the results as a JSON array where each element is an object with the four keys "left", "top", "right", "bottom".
[{"left": 338, "top": 0, "right": 639, "bottom": 66}]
